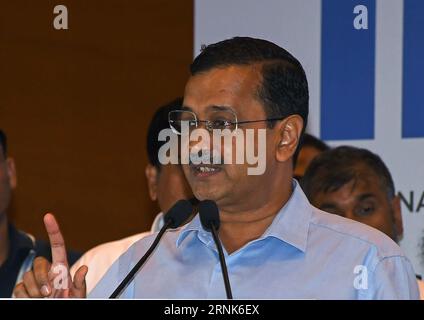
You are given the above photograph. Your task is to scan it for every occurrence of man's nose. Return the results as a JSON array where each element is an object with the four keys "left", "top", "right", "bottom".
[{"left": 188, "top": 128, "right": 213, "bottom": 152}]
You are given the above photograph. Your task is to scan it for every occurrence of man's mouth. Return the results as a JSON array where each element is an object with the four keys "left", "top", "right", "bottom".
[{"left": 190, "top": 164, "right": 222, "bottom": 178}]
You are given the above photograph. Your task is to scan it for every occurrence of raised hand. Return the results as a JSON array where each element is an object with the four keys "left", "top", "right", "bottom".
[{"left": 14, "top": 213, "right": 88, "bottom": 298}]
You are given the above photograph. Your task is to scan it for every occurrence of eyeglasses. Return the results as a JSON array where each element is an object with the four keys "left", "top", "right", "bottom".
[{"left": 168, "top": 109, "right": 284, "bottom": 135}]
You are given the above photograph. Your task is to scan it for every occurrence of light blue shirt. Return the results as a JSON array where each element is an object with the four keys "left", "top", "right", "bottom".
[{"left": 90, "top": 182, "right": 419, "bottom": 299}]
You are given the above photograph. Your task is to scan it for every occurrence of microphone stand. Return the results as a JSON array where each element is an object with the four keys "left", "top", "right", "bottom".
[
  {"left": 210, "top": 223, "right": 233, "bottom": 299},
  {"left": 109, "top": 219, "right": 172, "bottom": 298}
]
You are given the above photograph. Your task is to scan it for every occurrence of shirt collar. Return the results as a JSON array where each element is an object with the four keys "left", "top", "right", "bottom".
[
  {"left": 261, "top": 180, "right": 312, "bottom": 252},
  {"left": 176, "top": 213, "right": 205, "bottom": 247},
  {"left": 176, "top": 180, "right": 313, "bottom": 253},
  {"left": 150, "top": 212, "right": 164, "bottom": 233}
]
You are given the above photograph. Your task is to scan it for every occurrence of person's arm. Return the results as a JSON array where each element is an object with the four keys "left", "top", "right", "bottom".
[
  {"left": 70, "top": 232, "right": 150, "bottom": 294},
  {"left": 14, "top": 213, "right": 88, "bottom": 298}
]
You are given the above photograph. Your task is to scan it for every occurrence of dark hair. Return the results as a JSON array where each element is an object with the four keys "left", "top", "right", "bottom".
[
  {"left": 147, "top": 98, "right": 183, "bottom": 169},
  {"left": 293, "top": 133, "right": 329, "bottom": 167},
  {"left": 300, "top": 133, "right": 329, "bottom": 152},
  {"left": 191, "top": 37, "right": 309, "bottom": 131},
  {"left": 301, "top": 146, "right": 396, "bottom": 201},
  {"left": 0, "top": 130, "right": 7, "bottom": 156}
]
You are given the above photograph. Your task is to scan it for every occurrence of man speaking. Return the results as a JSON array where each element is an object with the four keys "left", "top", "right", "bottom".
[{"left": 15, "top": 37, "right": 419, "bottom": 299}]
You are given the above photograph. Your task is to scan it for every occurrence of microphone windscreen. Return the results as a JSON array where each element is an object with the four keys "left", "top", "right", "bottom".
[
  {"left": 164, "top": 199, "right": 193, "bottom": 228},
  {"left": 199, "top": 200, "right": 220, "bottom": 231}
]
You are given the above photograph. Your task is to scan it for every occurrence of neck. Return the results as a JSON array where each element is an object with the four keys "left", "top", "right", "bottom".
[
  {"left": 218, "top": 178, "right": 293, "bottom": 254},
  {"left": 0, "top": 213, "right": 9, "bottom": 266}
]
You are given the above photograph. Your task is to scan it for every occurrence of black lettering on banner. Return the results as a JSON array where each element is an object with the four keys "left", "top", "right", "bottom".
[{"left": 399, "top": 190, "right": 424, "bottom": 213}]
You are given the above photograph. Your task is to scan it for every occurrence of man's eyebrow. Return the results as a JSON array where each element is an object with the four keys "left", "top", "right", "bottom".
[
  {"left": 181, "top": 105, "right": 192, "bottom": 111},
  {"left": 209, "top": 105, "right": 235, "bottom": 112},
  {"left": 319, "top": 202, "right": 339, "bottom": 210},
  {"left": 357, "top": 193, "right": 376, "bottom": 202},
  {"left": 181, "top": 105, "right": 236, "bottom": 113}
]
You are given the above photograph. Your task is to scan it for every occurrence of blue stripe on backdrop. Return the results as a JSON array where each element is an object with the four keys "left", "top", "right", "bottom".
[
  {"left": 321, "top": 0, "right": 376, "bottom": 140},
  {"left": 402, "top": 0, "right": 424, "bottom": 139}
]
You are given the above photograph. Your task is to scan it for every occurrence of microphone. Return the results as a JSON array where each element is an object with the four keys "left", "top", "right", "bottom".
[
  {"left": 198, "top": 200, "right": 233, "bottom": 299},
  {"left": 109, "top": 199, "right": 193, "bottom": 298}
]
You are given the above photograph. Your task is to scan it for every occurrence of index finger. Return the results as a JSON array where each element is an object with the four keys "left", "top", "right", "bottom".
[{"left": 44, "top": 213, "right": 68, "bottom": 266}]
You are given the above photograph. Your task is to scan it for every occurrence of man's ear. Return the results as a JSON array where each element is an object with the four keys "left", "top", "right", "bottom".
[
  {"left": 6, "top": 157, "right": 17, "bottom": 189},
  {"left": 275, "top": 115, "right": 304, "bottom": 163},
  {"left": 392, "top": 195, "right": 404, "bottom": 240},
  {"left": 145, "top": 164, "right": 159, "bottom": 201}
]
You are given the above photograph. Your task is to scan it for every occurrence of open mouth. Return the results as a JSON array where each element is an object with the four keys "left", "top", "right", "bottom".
[{"left": 190, "top": 164, "right": 222, "bottom": 178}]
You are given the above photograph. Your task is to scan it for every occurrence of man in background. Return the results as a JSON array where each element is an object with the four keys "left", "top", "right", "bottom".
[
  {"left": 0, "top": 129, "right": 80, "bottom": 297},
  {"left": 293, "top": 133, "right": 329, "bottom": 181},
  {"left": 70, "top": 98, "right": 196, "bottom": 294},
  {"left": 301, "top": 145, "right": 424, "bottom": 299}
]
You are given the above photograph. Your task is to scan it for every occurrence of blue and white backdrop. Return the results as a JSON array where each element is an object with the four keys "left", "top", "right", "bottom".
[{"left": 195, "top": 0, "right": 424, "bottom": 275}]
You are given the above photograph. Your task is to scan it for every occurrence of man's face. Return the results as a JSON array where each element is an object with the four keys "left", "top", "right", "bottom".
[
  {"left": 146, "top": 163, "right": 194, "bottom": 213},
  {"left": 0, "top": 148, "right": 16, "bottom": 219},
  {"left": 181, "top": 65, "right": 278, "bottom": 208},
  {"left": 310, "top": 166, "right": 401, "bottom": 240},
  {"left": 294, "top": 146, "right": 322, "bottom": 180}
]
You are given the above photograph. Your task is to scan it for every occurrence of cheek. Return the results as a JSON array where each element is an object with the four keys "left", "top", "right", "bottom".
[
  {"left": 182, "top": 165, "right": 191, "bottom": 178},
  {"left": 172, "top": 177, "right": 192, "bottom": 197},
  {"left": 357, "top": 211, "right": 390, "bottom": 230},
  {"left": 0, "top": 172, "right": 10, "bottom": 191},
  {"left": 223, "top": 164, "right": 252, "bottom": 186},
  {"left": 0, "top": 178, "right": 12, "bottom": 211},
  {"left": 374, "top": 208, "right": 395, "bottom": 226},
  {"left": 212, "top": 134, "right": 238, "bottom": 164}
]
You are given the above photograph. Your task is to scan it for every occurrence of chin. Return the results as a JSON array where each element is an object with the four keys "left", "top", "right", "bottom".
[{"left": 193, "top": 185, "right": 222, "bottom": 202}]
